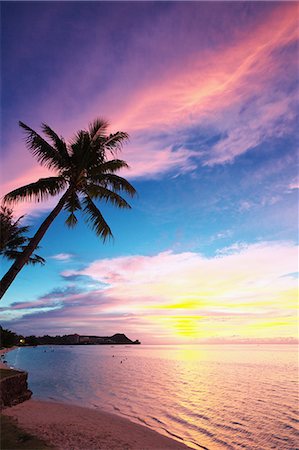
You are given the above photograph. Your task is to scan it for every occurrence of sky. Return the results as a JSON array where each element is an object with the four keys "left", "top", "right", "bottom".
[{"left": 0, "top": 1, "right": 298, "bottom": 344}]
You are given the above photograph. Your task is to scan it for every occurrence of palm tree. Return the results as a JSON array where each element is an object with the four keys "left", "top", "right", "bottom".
[
  {"left": 0, "top": 205, "right": 45, "bottom": 265},
  {"left": 0, "top": 118, "right": 136, "bottom": 299}
]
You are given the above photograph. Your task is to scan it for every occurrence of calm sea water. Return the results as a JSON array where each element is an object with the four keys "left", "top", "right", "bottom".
[{"left": 5, "top": 344, "right": 298, "bottom": 450}]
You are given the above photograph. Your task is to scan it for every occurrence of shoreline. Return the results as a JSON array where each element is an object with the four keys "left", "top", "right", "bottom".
[
  {"left": 1, "top": 346, "right": 193, "bottom": 449},
  {"left": 0, "top": 346, "right": 18, "bottom": 369},
  {"left": 3, "top": 399, "right": 193, "bottom": 450}
]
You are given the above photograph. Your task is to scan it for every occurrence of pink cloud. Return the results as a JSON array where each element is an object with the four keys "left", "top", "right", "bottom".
[
  {"left": 4, "top": 240, "right": 297, "bottom": 342},
  {"left": 0, "top": 164, "right": 56, "bottom": 219},
  {"left": 113, "top": 6, "right": 296, "bottom": 123},
  {"left": 288, "top": 180, "right": 299, "bottom": 190},
  {"left": 122, "top": 144, "right": 199, "bottom": 179},
  {"left": 58, "top": 241, "right": 298, "bottom": 340},
  {"left": 1, "top": 3, "right": 297, "bottom": 217}
]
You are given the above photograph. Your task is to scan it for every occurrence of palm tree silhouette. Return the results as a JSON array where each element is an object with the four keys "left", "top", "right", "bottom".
[
  {"left": 0, "top": 205, "right": 45, "bottom": 265},
  {"left": 0, "top": 118, "right": 136, "bottom": 299}
]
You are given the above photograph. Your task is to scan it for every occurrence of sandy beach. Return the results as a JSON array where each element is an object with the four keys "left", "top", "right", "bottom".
[
  {"left": 1, "top": 347, "right": 192, "bottom": 449},
  {"left": 3, "top": 399, "right": 192, "bottom": 450}
]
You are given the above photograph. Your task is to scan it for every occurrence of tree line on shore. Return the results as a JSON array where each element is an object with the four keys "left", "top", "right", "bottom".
[{"left": 0, "top": 327, "right": 140, "bottom": 348}]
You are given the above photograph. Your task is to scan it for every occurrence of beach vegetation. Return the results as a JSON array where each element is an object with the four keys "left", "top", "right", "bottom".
[
  {"left": 0, "top": 119, "right": 136, "bottom": 299},
  {"left": 0, "top": 206, "right": 45, "bottom": 265},
  {"left": 0, "top": 327, "right": 24, "bottom": 348}
]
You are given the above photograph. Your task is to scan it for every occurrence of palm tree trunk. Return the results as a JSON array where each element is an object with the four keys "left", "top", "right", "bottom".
[{"left": 0, "top": 189, "right": 71, "bottom": 300}]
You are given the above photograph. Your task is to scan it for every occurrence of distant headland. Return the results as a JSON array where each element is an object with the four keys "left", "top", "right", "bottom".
[
  {"left": 25, "top": 333, "right": 141, "bottom": 346},
  {"left": 0, "top": 327, "right": 140, "bottom": 347}
]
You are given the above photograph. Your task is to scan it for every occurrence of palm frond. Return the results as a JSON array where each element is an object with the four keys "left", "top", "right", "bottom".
[
  {"left": 70, "top": 130, "right": 108, "bottom": 173},
  {"left": 63, "top": 191, "right": 81, "bottom": 212},
  {"left": 28, "top": 254, "right": 46, "bottom": 265},
  {"left": 69, "top": 131, "right": 93, "bottom": 170},
  {"left": 70, "top": 131, "right": 90, "bottom": 153},
  {"left": 89, "top": 159, "right": 129, "bottom": 174},
  {"left": 64, "top": 190, "right": 81, "bottom": 228},
  {"left": 90, "top": 173, "right": 136, "bottom": 198},
  {"left": 3, "top": 177, "right": 67, "bottom": 204},
  {"left": 0, "top": 206, "right": 45, "bottom": 265},
  {"left": 65, "top": 213, "right": 78, "bottom": 228},
  {"left": 4, "top": 232, "right": 28, "bottom": 250},
  {"left": 82, "top": 196, "right": 113, "bottom": 241},
  {"left": 85, "top": 184, "right": 132, "bottom": 209},
  {"left": 1, "top": 250, "right": 21, "bottom": 260},
  {"left": 19, "top": 122, "right": 67, "bottom": 171},
  {"left": 3, "top": 250, "right": 45, "bottom": 265},
  {"left": 41, "top": 124, "right": 70, "bottom": 163},
  {"left": 89, "top": 118, "right": 109, "bottom": 140},
  {"left": 102, "top": 132, "right": 129, "bottom": 155},
  {"left": 0, "top": 207, "right": 26, "bottom": 254}
]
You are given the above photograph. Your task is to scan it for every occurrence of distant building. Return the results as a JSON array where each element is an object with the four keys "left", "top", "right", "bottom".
[
  {"left": 77, "top": 334, "right": 139, "bottom": 345},
  {"left": 79, "top": 336, "right": 90, "bottom": 344},
  {"left": 79, "top": 335, "right": 111, "bottom": 344},
  {"left": 65, "top": 334, "right": 80, "bottom": 344}
]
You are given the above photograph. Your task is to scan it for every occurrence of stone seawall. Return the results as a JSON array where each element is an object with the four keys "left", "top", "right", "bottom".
[{"left": 0, "top": 369, "right": 32, "bottom": 409}]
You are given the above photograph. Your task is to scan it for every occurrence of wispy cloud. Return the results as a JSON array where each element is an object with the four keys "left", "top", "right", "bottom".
[
  {"left": 288, "top": 180, "right": 299, "bottom": 190},
  {"left": 3, "top": 241, "right": 297, "bottom": 342},
  {"left": 115, "top": 3, "right": 298, "bottom": 171},
  {"left": 64, "top": 242, "right": 297, "bottom": 312},
  {"left": 1, "top": 3, "right": 298, "bottom": 218},
  {"left": 50, "top": 253, "right": 75, "bottom": 262}
]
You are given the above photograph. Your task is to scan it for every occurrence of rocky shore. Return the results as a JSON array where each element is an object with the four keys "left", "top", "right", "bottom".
[
  {"left": 0, "top": 347, "right": 32, "bottom": 409},
  {"left": 0, "top": 368, "right": 32, "bottom": 409}
]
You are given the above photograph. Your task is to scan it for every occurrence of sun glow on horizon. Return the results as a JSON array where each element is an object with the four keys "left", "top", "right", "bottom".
[
  {"left": 1, "top": 2, "right": 298, "bottom": 343},
  {"left": 1, "top": 241, "right": 293, "bottom": 342}
]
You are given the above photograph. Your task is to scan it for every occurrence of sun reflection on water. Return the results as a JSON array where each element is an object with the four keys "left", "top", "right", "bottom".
[{"left": 5, "top": 344, "right": 298, "bottom": 450}]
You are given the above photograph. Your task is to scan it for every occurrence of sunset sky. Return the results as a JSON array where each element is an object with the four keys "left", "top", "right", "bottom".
[{"left": 1, "top": 1, "right": 298, "bottom": 343}]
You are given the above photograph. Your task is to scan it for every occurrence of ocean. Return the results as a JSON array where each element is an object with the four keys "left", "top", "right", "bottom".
[{"left": 4, "top": 344, "right": 298, "bottom": 450}]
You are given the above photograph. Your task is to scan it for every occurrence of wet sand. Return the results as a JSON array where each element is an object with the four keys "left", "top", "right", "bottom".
[{"left": 3, "top": 399, "right": 192, "bottom": 450}]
